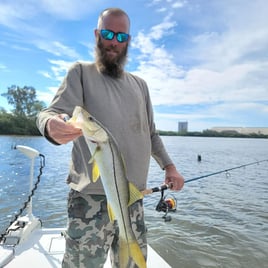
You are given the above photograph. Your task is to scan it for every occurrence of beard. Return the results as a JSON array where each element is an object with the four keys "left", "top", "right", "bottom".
[{"left": 95, "top": 37, "right": 128, "bottom": 78}]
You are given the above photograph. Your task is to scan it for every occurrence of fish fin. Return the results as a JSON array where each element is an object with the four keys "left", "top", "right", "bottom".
[
  {"left": 92, "top": 160, "right": 100, "bottom": 182},
  {"left": 88, "top": 146, "right": 101, "bottom": 182},
  {"left": 119, "top": 239, "right": 146, "bottom": 268},
  {"left": 128, "top": 182, "right": 144, "bottom": 206},
  {"left": 107, "top": 203, "right": 116, "bottom": 222}
]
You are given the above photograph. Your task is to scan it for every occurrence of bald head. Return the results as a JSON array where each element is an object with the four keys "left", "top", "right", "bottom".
[{"left": 97, "top": 8, "right": 130, "bottom": 33}]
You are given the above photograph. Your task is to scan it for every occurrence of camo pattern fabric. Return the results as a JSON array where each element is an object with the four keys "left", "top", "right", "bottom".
[{"left": 62, "top": 190, "right": 147, "bottom": 268}]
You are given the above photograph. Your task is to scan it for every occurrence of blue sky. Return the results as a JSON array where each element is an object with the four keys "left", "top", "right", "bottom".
[{"left": 0, "top": 0, "right": 267, "bottom": 131}]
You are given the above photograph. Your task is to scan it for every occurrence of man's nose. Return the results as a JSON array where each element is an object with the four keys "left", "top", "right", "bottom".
[{"left": 110, "top": 36, "right": 119, "bottom": 45}]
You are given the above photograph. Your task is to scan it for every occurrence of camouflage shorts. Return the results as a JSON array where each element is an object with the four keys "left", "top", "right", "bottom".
[{"left": 62, "top": 190, "right": 147, "bottom": 268}]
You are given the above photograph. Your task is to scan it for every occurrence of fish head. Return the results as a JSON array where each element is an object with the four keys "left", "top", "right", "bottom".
[{"left": 69, "top": 106, "right": 108, "bottom": 143}]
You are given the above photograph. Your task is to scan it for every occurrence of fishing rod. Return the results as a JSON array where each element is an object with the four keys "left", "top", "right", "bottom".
[
  {"left": 142, "top": 158, "right": 268, "bottom": 195},
  {"left": 143, "top": 159, "right": 268, "bottom": 221}
]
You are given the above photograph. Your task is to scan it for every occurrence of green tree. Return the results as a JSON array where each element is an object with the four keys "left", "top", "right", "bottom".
[
  {"left": 1, "top": 85, "right": 45, "bottom": 117},
  {"left": 0, "top": 110, "right": 41, "bottom": 135}
]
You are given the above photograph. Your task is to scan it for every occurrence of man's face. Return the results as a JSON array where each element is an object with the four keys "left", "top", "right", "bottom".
[{"left": 95, "top": 14, "right": 130, "bottom": 77}]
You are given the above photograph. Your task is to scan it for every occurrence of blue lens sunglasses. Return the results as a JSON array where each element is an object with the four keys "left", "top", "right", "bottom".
[{"left": 100, "top": 29, "right": 129, "bottom": 43}]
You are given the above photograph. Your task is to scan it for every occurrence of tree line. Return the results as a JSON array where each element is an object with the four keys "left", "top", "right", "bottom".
[{"left": 0, "top": 85, "right": 45, "bottom": 135}]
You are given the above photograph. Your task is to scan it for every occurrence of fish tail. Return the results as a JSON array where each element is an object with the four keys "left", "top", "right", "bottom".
[{"left": 120, "top": 239, "right": 146, "bottom": 268}]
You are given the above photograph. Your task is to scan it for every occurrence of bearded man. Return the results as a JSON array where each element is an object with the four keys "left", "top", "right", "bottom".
[{"left": 36, "top": 7, "right": 184, "bottom": 268}]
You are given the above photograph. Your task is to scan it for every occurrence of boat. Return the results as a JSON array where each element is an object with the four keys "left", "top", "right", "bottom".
[{"left": 0, "top": 145, "right": 171, "bottom": 268}]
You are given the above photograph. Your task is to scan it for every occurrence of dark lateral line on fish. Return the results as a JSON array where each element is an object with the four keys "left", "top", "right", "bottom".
[
  {"left": 109, "top": 139, "right": 130, "bottom": 243},
  {"left": 88, "top": 114, "right": 132, "bottom": 243}
]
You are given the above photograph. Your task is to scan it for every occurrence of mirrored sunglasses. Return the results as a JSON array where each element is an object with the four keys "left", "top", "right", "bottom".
[{"left": 100, "top": 29, "right": 129, "bottom": 43}]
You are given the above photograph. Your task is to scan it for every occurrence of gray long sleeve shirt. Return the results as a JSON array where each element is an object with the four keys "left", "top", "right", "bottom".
[{"left": 36, "top": 62, "right": 173, "bottom": 194}]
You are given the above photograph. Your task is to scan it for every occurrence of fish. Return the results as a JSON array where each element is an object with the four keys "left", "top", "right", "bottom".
[{"left": 69, "top": 106, "right": 146, "bottom": 268}]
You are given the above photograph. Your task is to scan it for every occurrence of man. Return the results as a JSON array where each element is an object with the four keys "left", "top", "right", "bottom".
[{"left": 37, "top": 7, "right": 184, "bottom": 268}]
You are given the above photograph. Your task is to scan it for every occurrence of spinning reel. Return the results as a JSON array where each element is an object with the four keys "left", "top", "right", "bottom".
[{"left": 154, "top": 184, "right": 177, "bottom": 222}]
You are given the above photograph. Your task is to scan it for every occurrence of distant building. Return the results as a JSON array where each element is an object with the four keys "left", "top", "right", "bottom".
[
  {"left": 178, "top": 121, "right": 188, "bottom": 133},
  {"left": 211, "top": 127, "right": 268, "bottom": 135}
]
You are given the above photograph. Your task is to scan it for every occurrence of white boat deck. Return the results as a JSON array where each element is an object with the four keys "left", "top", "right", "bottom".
[{"left": 1, "top": 228, "right": 171, "bottom": 268}]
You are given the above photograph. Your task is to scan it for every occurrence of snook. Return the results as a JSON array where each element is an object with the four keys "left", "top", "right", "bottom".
[{"left": 69, "top": 106, "right": 146, "bottom": 268}]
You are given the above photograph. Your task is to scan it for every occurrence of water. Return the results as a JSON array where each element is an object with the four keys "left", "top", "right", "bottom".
[{"left": 0, "top": 136, "right": 268, "bottom": 267}]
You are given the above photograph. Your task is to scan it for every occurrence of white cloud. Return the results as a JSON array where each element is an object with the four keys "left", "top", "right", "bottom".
[
  {"left": 0, "top": 0, "right": 102, "bottom": 50},
  {"left": 131, "top": 1, "right": 268, "bottom": 109},
  {"left": 36, "top": 87, "right": 57, "bottom": 104},
  {"left": 0, "top": 64, "right": 7, "bottom": 70},
  {"left": 35, "top": 41, "right": 80, "bottom": 59},
  {"left": 0, "top": 0, "right": 101, "bottom": 27},
  {"left": 36, "top": 59, "right": 71, "bottom": 104},
  {"left": 172, "top": 1, "right": 185, "bottom": 9},
  {"left": 36, "top": 60, "right": 73, "bottom": 105},
  {"left": 38, "top": 71, "right": 52, "bottom": 79},
  {"left": 155, "top": 100, "right": 268, "bottom": 131},
  {"left": 48, "top": 59, "right": 73, "bottom": 82},
  {"left": 39, "top": 0, "right": 101, "bottom": 20},
  {"left": 0, "top": 1, "right": 36, "bottom": 28},
  {"left": 136, "top": 60, "right": 268, "bottom": 107},
  {"left": 150, "top": 17, "right": 176, "bottom": 40},
  {"left": 156, "top": 7, "right": 167, "bottom": 13},
  {"left": 150, "top": 0, "right": 186, "bottom": 9},
  {"left": 36, "top": 59, "right": 73, "bottom": 103}
]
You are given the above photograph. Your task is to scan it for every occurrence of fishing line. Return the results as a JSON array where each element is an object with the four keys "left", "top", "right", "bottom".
[
  {"left": 145, "top": 159, "right": 268, "bottom": 222},
  {"left": 184, "top": 159, "right": 268, "bottom": 184}
]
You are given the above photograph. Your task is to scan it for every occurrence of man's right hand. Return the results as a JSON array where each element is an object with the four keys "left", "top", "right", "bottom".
[{"left": 46, "top": 114, "right": 82, "bottom": 144}]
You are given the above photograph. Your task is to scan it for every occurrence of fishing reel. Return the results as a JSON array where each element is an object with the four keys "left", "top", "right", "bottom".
[{"left": 154, "top": 184, "right": 177, "bottom": 222}]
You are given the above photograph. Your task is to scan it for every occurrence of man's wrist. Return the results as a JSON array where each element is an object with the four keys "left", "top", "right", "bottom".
[
  {"left": 44, "top": 119, "right": 60, "bottom": 145},
  {"left": 164, "top": 164, "right": 176, "bottom": 171}
]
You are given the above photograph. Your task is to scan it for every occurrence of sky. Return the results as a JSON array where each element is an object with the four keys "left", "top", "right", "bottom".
[{"left": 0, "top": 0, "right": 267, "bottom": 131}]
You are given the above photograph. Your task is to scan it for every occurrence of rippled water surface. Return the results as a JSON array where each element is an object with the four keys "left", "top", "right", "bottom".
[{"left": 1, "top": 136, "right": 268, "bottom": 268}]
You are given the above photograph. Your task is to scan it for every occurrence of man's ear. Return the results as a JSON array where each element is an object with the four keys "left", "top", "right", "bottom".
[
  {"left": 128, "top": 34, "right": 131, "bottom": 43},
  {"left": 94, "top": 29, "right": 99, "bottom": 38}
]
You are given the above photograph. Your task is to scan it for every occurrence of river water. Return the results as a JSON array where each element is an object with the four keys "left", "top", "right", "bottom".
[{"left": 0, "top": 135, "right": 267, "bottom": 268}]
